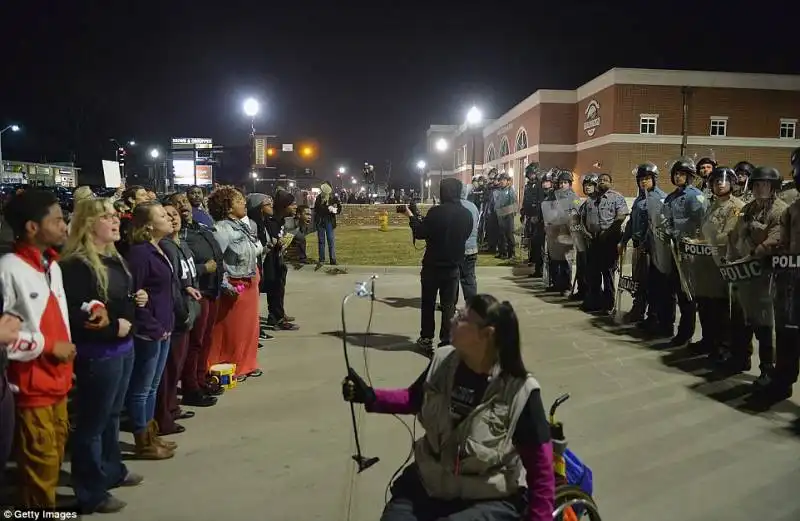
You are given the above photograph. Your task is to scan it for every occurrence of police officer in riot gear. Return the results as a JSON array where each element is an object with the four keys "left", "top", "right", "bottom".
[
  {"left": 580, "top": 173, "right": 629, "bottom": 313},
  {"left": 762, "top": 148, "right": 800, "bottom": 403},
  {"left": 727, "top": 166, "right": 788, "bottom": 388},
  {"left": 493, "top": 172, "right": 517, "bottom": 259},
  {"left": 521, "top": 162, "right": 545, "bottom": 275},
  {"left": 732, "top": 161, "right": 755, "bottom": 201},
  {"left": 662, "top": 158, "right": 708, "bottom": 346},
  {"left": 699, "top": 167, "right": 745, "bottom": 366},
  {"left": 536, "top": 170, "right": 556, "bottom": 280},
  {"left": 481, "top": 169, "right": 500, "bottom": 253},
  {"left": 695, "top": 157, "right": 716, "bottom": 193},
  {"left": 621, "top": 162, "right": 667, "bottom": 325},
  {"left": 542, "top": 169, "right": 577, "bottom": 292},
  {"left": 469, "top": 175, "right": 485, "bottom": 210}
]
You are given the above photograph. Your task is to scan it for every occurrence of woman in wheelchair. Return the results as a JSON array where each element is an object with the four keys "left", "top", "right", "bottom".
[{"left": 342, "top": 294, "right": 555, "bottom": 521}]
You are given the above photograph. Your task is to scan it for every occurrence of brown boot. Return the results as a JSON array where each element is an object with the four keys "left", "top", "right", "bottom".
[
  {"left": 133, "top": 429, "right": 174, "bottom": 460},
  {"left": 149, "top": 420, "right": 178, "bottom": 451}
]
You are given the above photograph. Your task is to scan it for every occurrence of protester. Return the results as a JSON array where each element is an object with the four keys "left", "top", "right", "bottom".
[
  {"left": 116, "top": 185, "right": 150, "bottom": 257},
  {"left": 187, "top": 186, "right": 214, "bottom": 227},
  {"left": 124, "top": 202, "right": 177, "bottom": 459},
  {"left": 0, "top": 189, "right": 76, "bottom": 508},
  {"left": 263, "top": 190, "right": 299, "bottom": 331},
  {"left": 313, "top": 181, "right": 342, "bottom": 267},
  {"left": 457, "top": 182, "right": 479, "bottom": 304},
  {"left": 406, "top": 177, "right": 473, "bottom": 354},
  {"left": 60, "top": 197, "right": 146, "bottom": 513},
  {"left": 168, "top": 192, "right": 223, "bottom": 405},
  {"left": 285, "top": 204, "right": 313, "bottom": 264},
  {"left": 206, "top": 187, "right": 264, "bottom": 383},
  {"left": 0, "top": 313, "right": 19, "bottom": 486},
  {"left": 342, "top": 295, "right": 555, "bottom": 521},
  {"left": 154, "top": 200, "right": 202, "bottom": 436}
]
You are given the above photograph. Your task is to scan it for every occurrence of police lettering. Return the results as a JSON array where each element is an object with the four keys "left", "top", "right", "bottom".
[
  {"left": 770, "top": 254, "right": 800, "bottom": 270},
  {"left": 719, "top": 259, "right": 762, "bottom": 282},
  {"left": 681, "top": 242, "right": 716, "bottom": 256},
  {"left": 619, "top": 275, "right": 638, "bottom": 294}
]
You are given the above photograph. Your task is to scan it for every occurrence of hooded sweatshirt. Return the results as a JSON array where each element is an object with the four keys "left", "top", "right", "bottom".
[
  {"left": 460, "top": 183, "right": 480, "bottom": 255},
  {"left": 409, "top": 178, "right": 473, "bottom": 269}
]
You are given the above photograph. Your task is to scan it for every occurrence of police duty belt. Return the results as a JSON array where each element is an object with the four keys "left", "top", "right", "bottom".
[{"left": 719, "top": 254, "right": 800, "bottom": 283}]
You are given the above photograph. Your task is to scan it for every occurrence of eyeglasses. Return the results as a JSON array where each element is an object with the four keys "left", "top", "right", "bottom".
[{"left": 453, "top": 308, "right": 486, "bottom": 327}]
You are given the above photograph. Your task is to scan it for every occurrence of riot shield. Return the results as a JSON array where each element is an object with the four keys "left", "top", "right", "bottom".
[
  {"left": 676, "top": 238, "right": 727, "bottom": 299},
  {"left": 768, "top": 254, "right": 800, "bottom": 328},
  {"left": 646, "top": 191, "right": 672, "bottom": 274},
  {"left": 718, "top": 256, "right": 773, "bottom": 327},
  {"left": 541, "top": 199, "right": 573, "bottom": 262}
]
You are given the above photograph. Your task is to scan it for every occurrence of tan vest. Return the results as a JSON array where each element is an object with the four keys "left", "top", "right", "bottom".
[{"left": 414, "top": 346, "right": 540, "bottom": 500}]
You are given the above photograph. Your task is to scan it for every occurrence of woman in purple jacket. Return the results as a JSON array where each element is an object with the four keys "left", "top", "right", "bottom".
[
  {"left": 343, "top": 295, "right": 555, "bottom": 521},
  {"left": 124, "top": 202, "right": 176, "bottom": 460}
]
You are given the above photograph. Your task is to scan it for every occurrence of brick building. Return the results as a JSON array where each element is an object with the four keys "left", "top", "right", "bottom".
[{"left": 426, "top": 68, "right": 800, "bottom": 197}]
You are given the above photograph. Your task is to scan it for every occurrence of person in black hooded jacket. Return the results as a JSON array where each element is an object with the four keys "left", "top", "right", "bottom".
[
  {"left": 261, "top": 190, "right": 300, "bottom": 331},
  {"left": 404, "top": 177, "right": 473, "bottom": 355}
]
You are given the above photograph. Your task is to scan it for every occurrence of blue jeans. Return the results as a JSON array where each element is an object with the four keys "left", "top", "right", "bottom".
[
  {"left": 316, "top": 221, "right": 336, "bottom": 263},
  {"left": 126, "top": 337, "right": 171, "bottom": 434},
  {"left": 72, "top": 348, "right": 134, "bottom": 511},
  {"left": 457, "top": 253, "right": 478, "bottom": 304}
]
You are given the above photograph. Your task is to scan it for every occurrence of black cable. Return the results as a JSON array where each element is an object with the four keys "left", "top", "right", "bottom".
[{"left": 346, "top": 278, "right": 416, "bottom": 507}]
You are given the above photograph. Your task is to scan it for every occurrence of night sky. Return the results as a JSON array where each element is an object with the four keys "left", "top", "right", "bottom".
[{"left": 0, "top": 1, "right": 794, "bottom": 187}]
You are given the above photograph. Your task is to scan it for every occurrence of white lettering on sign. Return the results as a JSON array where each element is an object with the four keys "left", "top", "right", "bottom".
[
  {"left": 681, "top": 242, "right": 717, "bottom": 256},
  {"left": 770, "top": 254, "right": 800, "bottom": 270},
  {"left": 584, "top": 100, "right": 601, "bottom": 137},
  {"left": 719, "top": 259, "right": 763, "bottom": 282},
  {"left": 619, "top": 275, "right": 639, "bottom": 294},
  {"left": 282, "top": 144, "right": 294, "bottom": 152},
  {"left": 172, "top": 137, "right": 213, "bottom": 145},
  {"left": 496, "top": 123, "right": 513, "bottom": 136}
]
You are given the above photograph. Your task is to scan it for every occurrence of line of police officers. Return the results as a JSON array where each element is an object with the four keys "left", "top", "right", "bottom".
[{"left": 469, "top": 149, "right": 800, "bottom": 409}]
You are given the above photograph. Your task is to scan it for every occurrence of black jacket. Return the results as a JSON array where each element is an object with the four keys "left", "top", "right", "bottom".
[
  {"left": 313, "top": 194, "right": 343, "bottom": 229},
  {"left": 409, "top": 179, "right": 473, "bottom": 269},
  {"left": 181, "top": 220, "right": 224, "bottom": 298},
  {"left": 60, "top": 255, "right": 137, "bottom": 343},
  {"left": 521, "top": 181, "right": 544, "bottom": 219},
  {"left": 160, "top": 237, "right": 200, "bottom": 332}
]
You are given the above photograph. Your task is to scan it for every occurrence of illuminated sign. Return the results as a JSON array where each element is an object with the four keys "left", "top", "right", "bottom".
[
  {"left": 172, "top": 137, "right": 212, "bottom": 145},
  {"left": 584, "top": 100, "right": 601, "bottom": 137}
]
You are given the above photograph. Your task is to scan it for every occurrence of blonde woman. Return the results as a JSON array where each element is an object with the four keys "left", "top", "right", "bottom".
[
  {"left": 60, "top": 198, "right": 148, "bottom": 513},
  {"left": 313, "top": 181, "right": 342, "bottom": 266}
]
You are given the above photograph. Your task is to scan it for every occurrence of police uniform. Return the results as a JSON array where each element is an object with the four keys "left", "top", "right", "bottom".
[
  {"left": 521, "top": 166, "right": 545, "bottom": 274},
  {"left": 699, "top": 189, "right": 744, "bottom": 361},
  {"left": 727, "top": 194, "right": 788, "bottom": 384},
  {"left": 622, "top": 184, "right": 667, "bottom": 322},
  {"left": 493, "top": 176, "right": 518, "bottom": 259},
  {"left": 582, "top": 188, "right": 629, "bottom": 312},
  {"left": 662, "top": 182, "right": 708, "bottom": 344}
]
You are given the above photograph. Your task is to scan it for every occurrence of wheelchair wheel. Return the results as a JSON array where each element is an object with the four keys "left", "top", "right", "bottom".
[{"left": 553, "top": 485, "right": 601, "bottom": 520}]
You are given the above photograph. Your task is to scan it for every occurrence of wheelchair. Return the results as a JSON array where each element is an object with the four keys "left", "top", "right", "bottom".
[{"left": 550, "top": 394, "right": 602, "bottom": 520}]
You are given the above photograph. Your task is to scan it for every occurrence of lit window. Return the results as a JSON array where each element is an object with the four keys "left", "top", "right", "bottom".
[
  {"left": 780, "top": 119, "right": 797, "bottom": 139},
  {"left": 639, "top": 115, "right": 658, "bottom": 135},
  {"left": 516, "top": 129, "right": 528, "bottom": 151},
  {"left": 710, "top": 118, "right": 728, "bottom": 137}
]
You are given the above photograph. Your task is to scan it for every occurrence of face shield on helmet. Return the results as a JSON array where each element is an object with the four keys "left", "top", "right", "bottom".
[
  {"left": 749, "top": 166, "right": 782, "bottom": 200},
  {"left": 668, "top": 158, "right": 696, "bottom": 186},
  {"left": 582, "top": 174, "right": 599, "bottom": 196},
  {"left": 709, "top": 167, "right": 734, "bottom": 197}
]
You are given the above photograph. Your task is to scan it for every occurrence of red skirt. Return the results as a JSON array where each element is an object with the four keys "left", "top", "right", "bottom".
[{"left": 206, "top": 272, "right": 261, "bottom": 376}]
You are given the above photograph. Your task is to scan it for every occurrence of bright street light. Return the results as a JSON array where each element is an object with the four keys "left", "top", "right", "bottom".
[
  {"left": 302, "top": 146, "right": 313, "bottom": 157},
  {"left": 243, "top": 98, "right": 260, "bottom": 117},
  {"left": 435, "top": 138, "right": 448, "bottom": 153},
  {"left": 251, "top": 172, "right": 257, "bottom": 179},
  {"left": 416, "top": 160, "right": 426, "bottom": 170},
  {"left": 338, "top": 166, "right": 346, "bottom": 174},
  {"left": 0, "top": 124, "right": 21, "bottom": 175},
  {"left": 351, "top": 178, "right": 357, "bottom": 185},
  {"left": 466, "top": 106, "right": 483, "bottom": 126},
  {"left": 128, "top": 140, "right": 136, "bottom": 146},
  {"left": 149, "top": 148, "right": 160, "bottom": 159},
  {"left": 9, "top": 125, "right": 19, "bottom": 132},
  {"left": 288, "top": 182, "right": 295, "bottom": 188}
]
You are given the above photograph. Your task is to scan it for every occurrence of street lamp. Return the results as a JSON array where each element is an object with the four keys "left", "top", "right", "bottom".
[
  {"left": 251, "top": 171, "right": 258, "bottom": 192},
  {"left": 416, "top": 160, "right": 426, "bottom": 202},
  {"left": 243, "top": 98, "right": 260, "bottom": 137},
  {"left": 0, "top": 124, "right": 21, "bottom": 176},
  {"left": 338, "top": 166, "right": 346, "bottom": 175},
  {"left": 149, "top": 148, "right": 160, "bottom": 159},
  {"left": 466, "top": 106, "right": 483, "bottom": 177},
  {"left": 351, "top": 177, "right": 357, "bottom": 185}
]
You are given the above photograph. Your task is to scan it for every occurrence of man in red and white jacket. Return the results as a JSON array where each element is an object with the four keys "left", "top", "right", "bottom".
[{"left": 0, "top": 190, "right": 105, "bottom": 508}]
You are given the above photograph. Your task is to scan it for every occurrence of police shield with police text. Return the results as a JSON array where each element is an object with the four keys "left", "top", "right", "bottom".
[
  {"left": 541, "top": 170, "right": 579, "bottom": 293},
  {"left": 726, "top": 166, "right": 788, "bottom": 387}
]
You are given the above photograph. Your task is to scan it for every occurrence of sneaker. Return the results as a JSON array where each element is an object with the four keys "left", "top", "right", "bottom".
[
  {"left": 753, "top": 364, "right": 774, "bottom": 387},
  {"left": 415, "top": 337, "right": 434, "bottom": 358},
  {"left": 118, "top": 471, "right": 144, "bottom": 487},
  {"left": 96, "top": 496, "right": 127, "bottom": 513},
  {"left": 275, "top": 320, "right": 299, "bottom": 331},
  {"left": 259, "top": 329, "right": 274, "bottom": 339}
]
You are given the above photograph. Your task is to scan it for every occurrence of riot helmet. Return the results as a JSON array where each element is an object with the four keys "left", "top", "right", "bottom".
[
  {"left": 497, "top": 172, "right": 511, "bottom": 184},
  {"left": 525, "top": 162, "right": 540, "bottom": 179},
  {"left": 635, "top": 162, "right": 659, "bottom": 180},
  {"left": 696, "top": 157, "right": 717, "bottom": 177},
  {"left": 733, "top": 161, "right": 754, "bottom": 178},
  {"left": 708, "top": 166, "right": 734, "bottom": 197},
  {"left": 487, "top": 168, "right": 499, "bottom": 180},
  {"left": 749, "top": 166, "right": 782, "bottom": 199},
  {"left": 582, "top": 173, "right": 599, "bottom": 196},
  {"left": 540, "top": 170, "right": 555, "bottom": 190},
  {"left": 791, "top": 147, "right": 800, "bottom": 183},
  {"left": 669, "top": 158, "right": 696, "bottom": 186},
  {"left": 556, "top": 169, "right": 574, "bottom": 187}
]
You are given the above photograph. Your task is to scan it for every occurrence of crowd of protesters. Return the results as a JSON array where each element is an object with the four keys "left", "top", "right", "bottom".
[{"left": 0, "top": 182, "right": 312, "bottom": 513}]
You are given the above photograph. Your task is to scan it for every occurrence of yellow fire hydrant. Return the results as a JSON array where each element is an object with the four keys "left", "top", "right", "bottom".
[{"left": 377, "top": 210, "right": 389, "bottom": 232}]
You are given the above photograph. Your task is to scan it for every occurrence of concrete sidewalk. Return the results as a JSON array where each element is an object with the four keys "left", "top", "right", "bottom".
[{"left": 93, "top": 268, "right": 800, "bottom": 521}]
